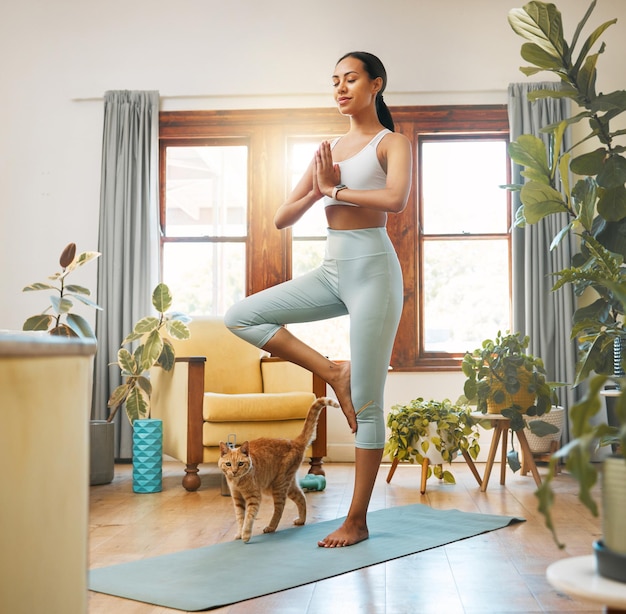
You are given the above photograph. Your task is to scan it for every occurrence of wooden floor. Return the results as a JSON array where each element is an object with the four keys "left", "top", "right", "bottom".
[{"left": 89, "top": 459, "right": 605, "bottom": 614}]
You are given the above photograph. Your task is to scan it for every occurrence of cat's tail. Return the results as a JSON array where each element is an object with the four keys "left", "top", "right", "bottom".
[{"left": 296, "top": 397, "right": 340, "bottom": 448}]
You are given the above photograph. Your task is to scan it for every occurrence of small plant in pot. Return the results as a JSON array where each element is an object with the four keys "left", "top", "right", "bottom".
[
  {"left": 461, "top": 331, "right": 558, "bottom": 428},
  {"left": 107, "top": 282, "right": 191, "bottom": 425},
  {"left": 505, "top": 0, "right": 626, "bottom": 579},
  {"left": 22, "top": 242, "right": 101, "bottom": 338},
  {"left": 106, "top": 282, "right": 190, "bottom": 493},
  {"left": 385, "top": 398, "right": 480, "bottom": 493}
]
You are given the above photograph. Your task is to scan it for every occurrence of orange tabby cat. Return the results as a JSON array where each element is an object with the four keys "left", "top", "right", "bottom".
[{"left": 218, "top": 396, "right": 339, "bottom": 543}]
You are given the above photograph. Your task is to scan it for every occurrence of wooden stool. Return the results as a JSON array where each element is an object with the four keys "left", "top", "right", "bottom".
[{"left": 386, "top": 450, "right": 483, "bottom": 494}]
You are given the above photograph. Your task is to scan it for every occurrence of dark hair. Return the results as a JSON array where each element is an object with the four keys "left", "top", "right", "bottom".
[{"left": 337, "top": 51, "right": 395, "bottom": 132}]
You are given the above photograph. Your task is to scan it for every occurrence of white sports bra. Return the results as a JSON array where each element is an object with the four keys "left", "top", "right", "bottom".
[{"left": 323, "top": 128, "right": 391, "bottom": 208}]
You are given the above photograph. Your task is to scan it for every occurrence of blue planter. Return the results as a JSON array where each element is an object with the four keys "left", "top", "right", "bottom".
[{"left": 132, "top": 419, "right": 163, "bottom": 493}]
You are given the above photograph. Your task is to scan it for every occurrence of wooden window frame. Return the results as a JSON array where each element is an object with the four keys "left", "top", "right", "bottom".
[{"left": 159, "top": 104, "right": 509, "bottom": 371}]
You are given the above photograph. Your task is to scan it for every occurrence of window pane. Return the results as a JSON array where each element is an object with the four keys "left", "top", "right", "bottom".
[
  {"left": 162, "top": 242, "right": 245, "bottom": 316},
  {"left": 165, "top": 146, "right": 247, "bottom": 237},
  {"left": 423, "top": 239, "right": 510, "bottom": 353},
  {"left": 422, "top": 140, "right": 508, "bottom": 234}
]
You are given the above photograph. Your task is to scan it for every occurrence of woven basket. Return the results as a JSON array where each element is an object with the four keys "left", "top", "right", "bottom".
[
  {"left": 486, "top": 370, "right": 536, "bottom": 414},
  {"left": 523, "top": 406, "right": 565, "bottom": 453}
]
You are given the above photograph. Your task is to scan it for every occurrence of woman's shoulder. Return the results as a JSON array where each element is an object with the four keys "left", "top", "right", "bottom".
[{"left": 380, "top": 130, "right": 412, "bottom": 155}]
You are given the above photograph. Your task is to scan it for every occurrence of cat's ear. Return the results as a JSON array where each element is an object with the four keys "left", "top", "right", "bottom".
[
  {"left": 240, "top": 441, "right": 250, "bottom": 455},
  {"left": 219, "top": 442, "right": 229, "bottom": 455}
]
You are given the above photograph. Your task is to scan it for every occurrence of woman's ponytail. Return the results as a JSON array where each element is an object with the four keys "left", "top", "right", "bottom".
[
  {"left": 338, "top": 51, "right": 396, "bottom": 132},
  {"left": 376, "top": 94, "right": 395, "bottom": 132}
]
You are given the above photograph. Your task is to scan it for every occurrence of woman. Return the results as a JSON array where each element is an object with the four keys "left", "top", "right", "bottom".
[{"left": 225, "top": 51, "right": 412, "bottom": 547}]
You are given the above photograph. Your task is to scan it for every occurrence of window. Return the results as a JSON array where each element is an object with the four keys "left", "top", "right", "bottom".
[
  {"left": 420, "top": 137, "right": 511, "bottom": 357},
  {"left": 159, "top": 105, "right": 510, "bottom": 370}
]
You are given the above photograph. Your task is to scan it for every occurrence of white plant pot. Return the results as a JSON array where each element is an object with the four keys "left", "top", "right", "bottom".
[
  {"left": 523, "top": 406, "right": 565, "bottom": 453},
  {"left": 602, "top": 456, "right": 626, "bottom": 555},
  {"left": 413, "top": 422, "right": 454, "bottom": 465}
]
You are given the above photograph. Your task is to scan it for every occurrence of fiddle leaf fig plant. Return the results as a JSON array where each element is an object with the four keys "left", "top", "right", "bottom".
[
  {"left": 22, "top": 242, "right": 101, "bottom": 338},
  {"left": 107, "top": 282, "right": 191, "bottom": 425},
  {"left": 385, "top": 398, "right": 480, "bottom": 485},
  {"left": 507, "top": 0, "right": 626, "bottom": 546}
]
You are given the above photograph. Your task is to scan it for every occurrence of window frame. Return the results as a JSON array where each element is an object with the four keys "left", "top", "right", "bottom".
[{"left": 159, "top": 105, "right": 510, "bottom": 371}]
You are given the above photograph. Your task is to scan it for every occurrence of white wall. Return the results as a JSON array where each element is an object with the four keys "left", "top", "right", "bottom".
[{"left": 2, "top": 0, "right": 626, "bottom": 456}]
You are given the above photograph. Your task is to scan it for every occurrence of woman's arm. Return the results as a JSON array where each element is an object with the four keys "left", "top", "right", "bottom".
[{"left": 316, "top": 133, "right": 412, "bottom": 213}]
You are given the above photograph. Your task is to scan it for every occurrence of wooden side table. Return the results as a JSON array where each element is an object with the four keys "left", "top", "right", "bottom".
[
  {"left": 547, "top": 555, "right": 626, "bottom": 613},
  {"left": 469, "top": 412, "right": 542, "bottom": 491}
]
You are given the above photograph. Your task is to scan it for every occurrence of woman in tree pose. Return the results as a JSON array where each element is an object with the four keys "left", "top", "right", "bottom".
[{"left": 225, "top": 51, "right": 412, "bottom": 547}]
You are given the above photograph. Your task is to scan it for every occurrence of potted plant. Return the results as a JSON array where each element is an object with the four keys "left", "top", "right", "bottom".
[
  {"left": 106, "top": 282, "right": 190, "bottom": 493},
  {"left": 462, "top": 331, "right": 558, "bottom": 427},
  {"left": 507, "top": 0, "right": 626, "bottom": 579},
  {"left": 21, "top": 243, "right": 112, "bottom": 484},
  {"left": 385, "top": 398, "right": 480, "bottom": 493},
  {"left": 22, "top": 242, "right": 101, "bottom": 338}
]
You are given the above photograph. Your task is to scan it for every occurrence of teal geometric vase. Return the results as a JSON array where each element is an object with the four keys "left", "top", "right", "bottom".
[{"left": 132, "top": 418, "right": 163, "bottom": 494}]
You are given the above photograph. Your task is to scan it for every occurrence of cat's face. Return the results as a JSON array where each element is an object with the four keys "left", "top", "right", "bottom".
[{"left": 218, "top": 441, "right": 252, "bottom": 480}]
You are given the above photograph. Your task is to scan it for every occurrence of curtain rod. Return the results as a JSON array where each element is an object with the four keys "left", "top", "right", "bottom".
[{"left": 71, "top": 88, "right": 508, "bottom": 103}]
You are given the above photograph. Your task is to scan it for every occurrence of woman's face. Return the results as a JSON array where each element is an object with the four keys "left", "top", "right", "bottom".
[{"left": 332, "top": 56, "right": 381, "bottom": 116}]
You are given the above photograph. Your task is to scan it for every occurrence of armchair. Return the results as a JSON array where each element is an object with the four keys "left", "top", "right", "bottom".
[{"left": 150, "top": 316, "right": 327, "bottom": 491}]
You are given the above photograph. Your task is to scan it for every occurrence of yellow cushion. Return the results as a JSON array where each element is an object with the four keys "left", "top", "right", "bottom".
[
  {"left": 202, "top": 419, "right": 311, "bottom": 447},
  {"left": 203, "top": 391, "right": 315, "bottom": 422}
]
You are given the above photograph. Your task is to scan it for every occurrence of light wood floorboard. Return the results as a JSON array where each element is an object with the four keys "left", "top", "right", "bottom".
[{"left": 89, "top": 460, "right": 605, "bottom": 614}]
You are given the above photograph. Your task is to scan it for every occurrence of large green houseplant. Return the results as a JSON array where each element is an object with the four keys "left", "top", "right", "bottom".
[
  {"left": 22, "top": 242, "right": 101, "bottom": 338},
  {"left": 385, "top": 398, "right": 480, "bottom": 486},
  {"left": 506, "top": 0, "right": 626, "bottom": 567}
]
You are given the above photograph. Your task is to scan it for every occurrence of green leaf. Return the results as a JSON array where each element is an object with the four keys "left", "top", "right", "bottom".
[
  {"left": 64, "top": 284, "right": 90, "bottom": 296},
  {"left": 152, "top": 283, "right": 173, "bottom": 313},
  {"left": 125, "top": 386, "right": 148, "bottom": 424},
  {"left": 107, "top": 383, "right": 131, "bottom": 409},
  {"left": 22, "top": 314, "right": 54, "bottom": 331},
  {"left": 509, "top": 135, "right": 550, "bottom": 180},
  {"left": 133, "top": 316, "right": 160, "bottom": 336},
  {"left": 570, "top": 148, "right": 606, "bottom": 175},
  {"left": 71, "top": 293, "right": 103, "bottom": 310},
  {"left": 597, "top": 186, "right": 626, "bottom": 222},
  {"left": 66, "top": 313, "right": 96, "bottom": 339},
  {"left": 117, "top": 348, "right": 137, "bottom": 376},
  {"left": 577, "top": 50, "right": 601, "bottom": 100},
  {"left": 597, "top": 155, "right": 626, "bottom": 190},
  {"left": 528, "top": 419, "right": 560, "bottom": 437},
  {"left": 508, "top": 3, "right": 566, "bottom": 61},
  {"left": 520, "top": 182, "right": 568, "bottom": 222},
  {"left": 138, "top": 329, "right": 164, "bottom": 371},
  {"left": 574, "top": 17, "right": 617, "bottom": 73},
  {"left": 442, "top": 470, "right": 456, "bottom": 485},
  {"left": 520, "top": 42, "right": 564, "bottom": 70},
  {"left": 22, "top": 282, "right": 57, "bottom": 292},
  {"left": 166, "top": 319, "right": 190, "bottom": 341},
  {"left": 157, "top": 339, "right": 176, "bottom": 371},
  {"left": 50, "top": 295, "right": 73, "bottom": 315}
]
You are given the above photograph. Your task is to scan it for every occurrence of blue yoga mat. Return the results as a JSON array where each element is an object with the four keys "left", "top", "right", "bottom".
[{"left": 89, "top": 503, "right": 524, "bottom": 611}]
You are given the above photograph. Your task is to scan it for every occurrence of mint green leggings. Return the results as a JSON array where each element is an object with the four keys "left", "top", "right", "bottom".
[{"left": 224, "top": 227, "right": 403, "bottom": 449}]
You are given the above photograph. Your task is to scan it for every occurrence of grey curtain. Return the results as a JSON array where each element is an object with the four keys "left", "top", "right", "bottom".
[
  {"left": 508, "top": 82, "right": 578, "bottom": 439},
  {"left": 92, "top": 90, "right": 160, "bottom": 459}
]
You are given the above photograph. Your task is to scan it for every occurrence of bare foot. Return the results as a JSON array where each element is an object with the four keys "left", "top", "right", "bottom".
[
  {"left": 317, "top": 519, "right": 369, "bottom": 548},
  {"left": 327, "top": 361, "right": 357, "bottom": 433}
]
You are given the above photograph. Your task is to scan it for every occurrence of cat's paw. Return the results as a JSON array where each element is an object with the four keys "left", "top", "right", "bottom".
[
  {"left": 293, "top": 517, "right": 305, "bottom": 526},
  {"left": 234, "top": 533, "right": 242, "bottom": 540},
  {"left": 263, "top": 525, "right": 277, "bottom": 534},
  {"left": 242, "top": 534, "right": 252, "bottom": 543}
]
